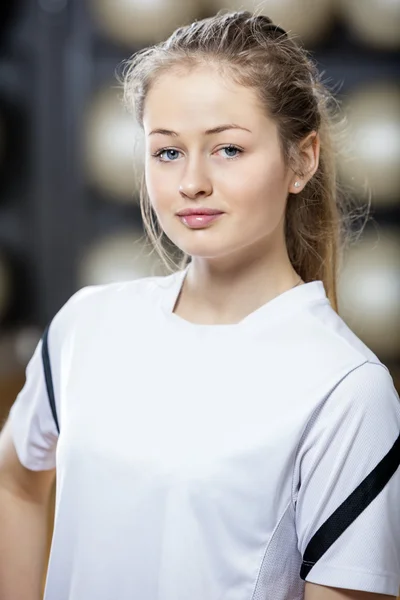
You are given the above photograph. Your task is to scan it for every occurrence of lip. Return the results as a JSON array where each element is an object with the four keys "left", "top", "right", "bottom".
[
  {"left": 177, "top": 213, "right": 224, "bottom": 228},
  {"left": 176, "top": 208, "right": 224, "bottom": 216}
]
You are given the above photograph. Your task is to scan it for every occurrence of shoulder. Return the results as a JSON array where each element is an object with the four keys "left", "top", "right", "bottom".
[
  {"left": 305, "top": 360, "right": 400, "bottom": 447},
  {"left": 48, "top": 272, "right": 177, "bottom": 342},
  {"left": 332, "top": 360, "right": 399, "bottom": 415},
  {"left": 281, "top": 295, "right": 396, "bottom": 402},
  {"left": 296, "top": 298, "right": 385, "bottom": 368}
]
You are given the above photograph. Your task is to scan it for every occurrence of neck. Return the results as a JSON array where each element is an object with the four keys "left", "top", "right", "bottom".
[{"left": 174, "top": 254, "right": 302, "bottom": 325}]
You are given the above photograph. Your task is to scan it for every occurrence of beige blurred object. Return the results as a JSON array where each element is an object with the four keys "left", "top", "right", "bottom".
[
  {"left": 84, "top": 86, "right": 145, "bottom": 203},
  {"left": 338, "top": 228, "right": 400, "bottom": 360},
  {"left": 0, "top": 251, "right": 11, "bottom": 321},
  {"left": 89, "top": 0, "right": 200, "bottom": 46},
  {"left": 339, "top": 0, "right": 400, "bottom": 50},
  {"left": 211, "top": 0, "right": 334, "bottom": 45},
  {"left": 77, "top": 229, "right": 165, "bottom": 287},
  {"left": 0, "top": 327, "right": 42, "bottom": 378},
  {"left": 338, "top": 83, "right": 400, "bottom": 207}
]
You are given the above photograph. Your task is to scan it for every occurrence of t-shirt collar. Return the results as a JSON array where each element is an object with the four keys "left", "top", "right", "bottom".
[{"left": 159, "top": 265, "right": 329, "bottom": 331}]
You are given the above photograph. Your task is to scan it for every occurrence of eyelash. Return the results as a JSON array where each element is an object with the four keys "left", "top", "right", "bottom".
[{"left": 151, "top": 145, "right": 244, "bottom": 163}]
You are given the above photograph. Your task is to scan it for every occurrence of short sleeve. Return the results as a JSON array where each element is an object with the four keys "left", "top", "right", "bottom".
[
  {"left": 8, "top": 285, "right": 101, "bottom": 472},
  {"left": 293, "top": 361, "right": 400, "bottom": 597},
  {"left": 9, "top": 336, "right": 58, "bottom": 471}
]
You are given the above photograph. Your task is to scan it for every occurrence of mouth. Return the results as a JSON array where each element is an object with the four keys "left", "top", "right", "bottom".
[
  {"left": 176, "top": 208, "right": 224, "bottom": 217},
  {"left": 177, "top": 212, "right": 224, "bottom": 229}
]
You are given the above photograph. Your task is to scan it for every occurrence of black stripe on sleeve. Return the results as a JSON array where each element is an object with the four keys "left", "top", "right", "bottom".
[
  {"left": 300, "top": 430, "right": 400, "bottom": 579},
  {"left": 41, "top": 322, "right": 60, "bottom": 434}
]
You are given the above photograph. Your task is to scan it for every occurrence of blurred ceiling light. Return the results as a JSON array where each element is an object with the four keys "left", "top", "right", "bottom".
[
  {"left": 338, "top": 228, "right": 400, "bottom": 360},
  {"left": 84, "top": 86, "right": 144, "bottom": 203},
  {"left": 340, "top": 0, "right": 400, "bottom": 50},
  {"left": 77, "top": 228, "right": 165, "bottom": 288},
  {"left": 90, "top": 0, "right": 200, "bottom": 46},
  {"left": 338, "top": 83, "right": 400, "bottom": 207},
  {"left": 210, "top": 0, "right": 335, "bottom": 46}
]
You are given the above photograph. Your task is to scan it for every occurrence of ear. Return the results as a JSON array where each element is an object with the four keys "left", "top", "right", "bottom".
[{"left": 289, "top": 131, "right": 320, "bottom": 194}]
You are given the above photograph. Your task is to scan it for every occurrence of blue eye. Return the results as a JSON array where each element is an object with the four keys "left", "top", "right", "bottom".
[
  {"left": 152, "top": 145, "right": 243, "bottom": 162},
  {"left": 221, "top": 145, "right": 242, "bottom": 159},
  {"left": 156, "top": 149, "right": 180, "bottom": 161}
]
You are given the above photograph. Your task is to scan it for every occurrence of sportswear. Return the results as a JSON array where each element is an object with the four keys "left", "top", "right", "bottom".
[{"left": 9, "top": 266, "right": 400, "bottom": 599}]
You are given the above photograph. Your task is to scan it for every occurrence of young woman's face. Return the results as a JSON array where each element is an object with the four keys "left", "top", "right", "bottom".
[{"left": 143, "top": 66, "right": 295, "bottom": 262}]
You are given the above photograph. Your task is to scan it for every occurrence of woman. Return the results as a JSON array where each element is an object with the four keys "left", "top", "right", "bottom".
[{"left": 1, "top": 10, "right": 399, "bottom": 600}]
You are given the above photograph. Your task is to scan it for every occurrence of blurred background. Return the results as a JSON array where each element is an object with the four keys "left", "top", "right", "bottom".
[
  {"left": 0, "top": 1, "right": 399, "bottom": 595},
  {"left": 0, "top": 0, "right": 400, "bottom": 429}
]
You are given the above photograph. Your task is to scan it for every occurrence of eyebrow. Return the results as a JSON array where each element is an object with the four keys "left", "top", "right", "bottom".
[{"left": 148, "top": 124, "right": 252, "bottom": 137}]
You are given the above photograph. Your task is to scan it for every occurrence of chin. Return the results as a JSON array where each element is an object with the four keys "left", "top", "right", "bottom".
[{"left": 166, "top": 236, "right": 227, "bottom": 259}]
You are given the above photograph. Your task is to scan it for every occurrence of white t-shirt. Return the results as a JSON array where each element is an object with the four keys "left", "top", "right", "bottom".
[{"left": 9, "top": 267, "right": 400, "bottom": 599}]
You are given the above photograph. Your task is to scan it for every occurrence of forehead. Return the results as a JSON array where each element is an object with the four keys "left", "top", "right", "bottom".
[{"left": 143, "top": 66, "right": 268, "bottom": 130}]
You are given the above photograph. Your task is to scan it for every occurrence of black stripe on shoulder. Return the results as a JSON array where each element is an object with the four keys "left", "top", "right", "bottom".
[
  {"left": 41, "top": 322, "right": 60, "bottom": 434},
  {"left": 300, "top": 431, "right": 400, "bottom": 579}
]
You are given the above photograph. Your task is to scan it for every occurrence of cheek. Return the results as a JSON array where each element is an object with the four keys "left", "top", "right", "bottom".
[
  {"left": 144, "top": 164, "right": 173, "bottom": 213},
  {"left": 226, "top": 158, "right": 288, "bottom": 221}
]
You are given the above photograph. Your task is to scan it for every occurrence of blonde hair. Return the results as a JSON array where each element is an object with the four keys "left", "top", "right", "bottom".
[{"left": 120, "top": 9, "right": 369, "bottom": 313}]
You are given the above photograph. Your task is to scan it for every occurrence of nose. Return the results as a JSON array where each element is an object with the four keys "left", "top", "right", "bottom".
[{"left": 179, "top": 160, "right": 212, "bottom": 200}]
